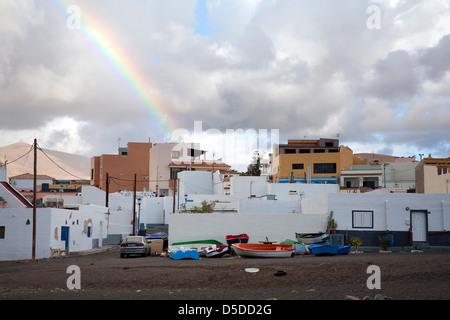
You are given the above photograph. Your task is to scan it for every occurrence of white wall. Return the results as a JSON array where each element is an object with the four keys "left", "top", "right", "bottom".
[
  {"left": 238, "top": 199, "right": 301, "bottom": 214},
  {"left": 108, "top": 209, "right": 133, "bottom": 236},
  {"left": 168, "top": 213, "right": 328, "bottom": 245},
  {"left": 11, "top": 178, "right": 53, "bottom": 190},
  {"left": 81, "top": 186, "right": 106, "bottom": 206},
  {"left": 267, "top": 183, "right": 339, "bottom": 200},
  {"left": 230, "top": 176, "right": 268, "bottom": 199},
  {"left": 178, "top": 171, "right": 214, "bottom": 196},
  {"left": 48, "top": 206, "right": 108, "bottom": 253},
  {"left": 140, "top": 196, "right": 167, "bottom": 224},
  {"left": 0, "top": 165, "right": 6, "bottom": 182},
  {"left": 0, "top": 206, "right": 108, "bottom": 261},
  {"left": 301, "top": 193, "right": 329, "bottom": 214},
  {"left": 0, "top": 208, "right": 51, "bottom": 261},
  {"left": 328, "top": 193, "right": 450, "bottom": 232}
]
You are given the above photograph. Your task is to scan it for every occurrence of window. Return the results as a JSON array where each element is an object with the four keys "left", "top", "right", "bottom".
[
  {"left": 172, "top": 151, "right": 180, "bottom": 159},
  {"left": 0, "top": 226, "right": 5, "bottom": 239},
  {"left": 284, "top": 149, "right": 296, "bottom": 154},
  {"left": 292, "top": 163, "right": 304, "bottom": 170},
  {"left": 314, "top": 163, "right": 336, "bottom": 174},
  {"left": 352, "top": 210, "right": 373, "bottom": 228}
]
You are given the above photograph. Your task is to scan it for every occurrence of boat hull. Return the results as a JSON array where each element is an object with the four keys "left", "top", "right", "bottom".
[
  {"left": 203, "top": 244, "right": 228, "bottom": 258},
  {"left": 170, "top": 248, "right": 199, "bottom": 260},
  {"left": 232, "top": 243, "right": 294, "bottom": 258},
  {"left": 226, "top": 234, "right": 249, "bottom": 245},
  {"left": 308, "top": 244, "right": 351, "bottom": 256},
  {"left": 295, "top": 233, "right": 328, "bottom": 244},
  {"left": 169, "top": 240, "right": 223, "bottom": 256}
]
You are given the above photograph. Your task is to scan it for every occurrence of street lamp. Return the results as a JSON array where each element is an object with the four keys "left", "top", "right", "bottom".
[{"left": 137, "top": 197, "right": 142, "bottom": 234}]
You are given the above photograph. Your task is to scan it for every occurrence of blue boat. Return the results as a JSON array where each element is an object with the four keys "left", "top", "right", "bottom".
[
  {"left": 169, "top": 248, "right": 199, "bottom": 260},
  {"left": 308, "top": 244, "right": 351, "bottom": 256}
]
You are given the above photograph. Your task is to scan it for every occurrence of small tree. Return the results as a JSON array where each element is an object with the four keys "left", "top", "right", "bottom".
[
  {"left": 378, "top": 235, "right": 391, "bottom": 251},
  {"left": 242, "top": 151, "right": 261, "bottom": 176},
  {"left": 191, "top": 200, "right": 218, "bottom": 213},
  {"left": 350, "top": 237, "right": 363, "bottom": 253}
]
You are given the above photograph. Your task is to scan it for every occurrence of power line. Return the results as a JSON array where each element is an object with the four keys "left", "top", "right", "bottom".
[
  {"left": 3, "top": 144, "right": 34, "bottom": 165},
  {"left": 36, "top": 143, "right": 87, "bottom": 180}
]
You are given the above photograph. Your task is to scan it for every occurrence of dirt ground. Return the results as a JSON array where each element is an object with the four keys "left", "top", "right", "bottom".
[{"left": 0, "top": 246, "right": 449, "bottom": 301}]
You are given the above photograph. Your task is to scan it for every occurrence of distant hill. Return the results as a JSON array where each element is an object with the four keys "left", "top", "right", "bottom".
[{"left": 0, "top": 142, "right": 90, "bottom": 180}]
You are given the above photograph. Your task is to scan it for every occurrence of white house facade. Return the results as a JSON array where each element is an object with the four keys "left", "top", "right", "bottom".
[{"left": 0, "top": 205, "right": 108, "bottom": 261}]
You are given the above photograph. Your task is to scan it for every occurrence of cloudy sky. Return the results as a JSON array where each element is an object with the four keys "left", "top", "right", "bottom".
[{"left": 1, "top": 0, "right": 449, "bottom": 170}]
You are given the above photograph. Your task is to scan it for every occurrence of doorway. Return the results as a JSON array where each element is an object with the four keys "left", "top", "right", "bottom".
[
  {"left": 61, "top": 226, "right": 70, "bottom": 250},
  {"left": 411, "top": 211, "right": 427, "bottom": 242}
]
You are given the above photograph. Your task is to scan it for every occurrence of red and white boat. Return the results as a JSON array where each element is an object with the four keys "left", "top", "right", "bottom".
[
  {"left": 226, "top": 234, "right": 249, "bottom": 245},
  {"left": 203, "top": 244, "right": 229, "bottom": 258}
]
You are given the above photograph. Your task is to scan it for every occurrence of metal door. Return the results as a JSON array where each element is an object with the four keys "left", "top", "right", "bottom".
[
  {"left": 411, "top": 211, "right": 427, "bottom": 242},
  {"left": 61, "top": 226, "right": 70, "bottom": 249}
]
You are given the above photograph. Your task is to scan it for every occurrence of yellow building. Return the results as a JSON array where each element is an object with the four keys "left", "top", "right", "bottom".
[
  {"left": 415, "top": 157, "right": 450, "bottom": 193},
  {"left": 272, "top": 138, "right": 353, "bottom": 183}
]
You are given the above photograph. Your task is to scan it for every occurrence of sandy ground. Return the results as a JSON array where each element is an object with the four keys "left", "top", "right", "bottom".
[{"left": 0, "top": 246, "right": 449, "bottom": 301}]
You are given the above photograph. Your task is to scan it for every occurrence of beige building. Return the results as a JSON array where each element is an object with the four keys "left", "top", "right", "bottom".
[
  {"left": 272, "top": 138, "right": 353, "bottom": 184},
  {"left": 415, "top": 157, "right": 450, "bottom": 193}
]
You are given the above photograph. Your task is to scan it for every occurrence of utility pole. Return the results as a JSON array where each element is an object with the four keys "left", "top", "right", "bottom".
[
  {"left": 105, "top": 172, "right": 109, "bottom": 207},
  {"left": 172, "top": 178, "right": 176, "bottom": 214},
  {"left": 32, "top": 139, "right": 37, "bottom": 261},
  {"left": 132, "top": 173, "right": 136, "bottom": 235}
]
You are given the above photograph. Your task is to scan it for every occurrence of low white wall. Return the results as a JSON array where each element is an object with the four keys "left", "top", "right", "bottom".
[
  {"left": 168, "top": 213, "right": 328, "bottom": 245},
  {"left": 268, "top": 183, "right": 339, "bottom": 200},
  {"left": 238, "top": 199, "right": 301, "bottom": 214}
]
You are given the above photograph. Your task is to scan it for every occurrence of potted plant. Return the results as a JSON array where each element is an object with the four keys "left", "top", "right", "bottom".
[
  {"left": 350, "top": 236, "right": 363, "bottom": 254},
  {"left": 328, "top": 219, "right": 338, "bottom": 234}
]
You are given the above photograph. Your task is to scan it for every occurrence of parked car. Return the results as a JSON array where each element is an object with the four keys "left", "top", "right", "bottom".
[{"left": 120, "top": 236, "right": 151, "bottom": 258}]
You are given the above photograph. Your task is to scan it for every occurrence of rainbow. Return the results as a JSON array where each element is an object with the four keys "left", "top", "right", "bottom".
[{"left": 42, "top": 0, "right": 177, "bottom": 140}]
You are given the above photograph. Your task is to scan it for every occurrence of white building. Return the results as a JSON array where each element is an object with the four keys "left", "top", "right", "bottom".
[
  {"left": 9, "top": 173, "right": 54, "bottom": 192},
  {"left": 302, "top": 192, "right": 450, "bottom": 247},
  {"left": 0, "top": 182, "right": 109, "bottom": 261}
]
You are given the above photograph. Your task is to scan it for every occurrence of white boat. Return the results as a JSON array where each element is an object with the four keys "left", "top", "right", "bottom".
[
  {"left": 203, "top": 244, "right": 228, "bottom": 258},
  {"left": 295, "top": 232, "right": 328, "bottom": 244},
  {"left": 168, "top": 239, "right": 223, "bottom": 256},
  {"left": 232, "top": 243, "right": 294, "bottom": 258}
]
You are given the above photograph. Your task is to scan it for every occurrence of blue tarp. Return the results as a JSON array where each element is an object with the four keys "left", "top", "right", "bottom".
[
  {"left": 145, "top": 232, "right": 168, "bottom": 239},
  {"left": 170, "top": 248, "right": 199, "bottom": 260}
]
